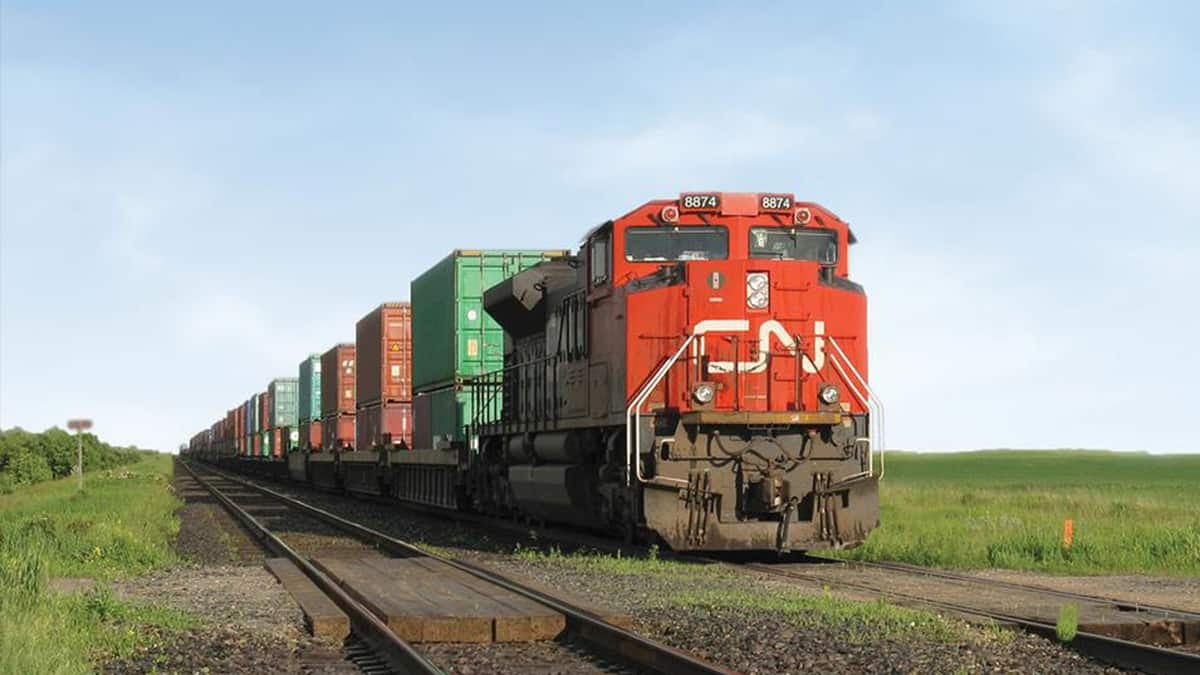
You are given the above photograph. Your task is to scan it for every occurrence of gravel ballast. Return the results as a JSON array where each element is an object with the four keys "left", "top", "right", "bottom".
[
  {"left": 99, "top": 463, "right": 356, "bottom": 674},
  {"left": 242, "top": 471, "right": 1136, "bottom": 674}
]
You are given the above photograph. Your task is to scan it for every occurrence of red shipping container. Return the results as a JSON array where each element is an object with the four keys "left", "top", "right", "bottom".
[
  {"left": 259, "top": 389, "right": 271, "bottom": 433},
  {"left": 321, "top": 344, "right": 357, "bottom": 417},
  {"left": 300, "top": 419, "right": 322, "bottom": 452},
  {"left": 272, "top": 428, "right": 283, "bottom": 458},
  {"left": 356, "top": 303, "right": 412, "bottom": 407},
  {"left": 253, "top": 433, "right": 262, "bottom": 456},
  {"left": 321, "top": 413, "right": 355, "bottom": 451},
  {"left": 355, "top": 401, "right": 412, "bottom": 451}
]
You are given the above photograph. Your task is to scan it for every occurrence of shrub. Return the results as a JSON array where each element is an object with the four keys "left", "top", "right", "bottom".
[
  {"left": 5, "top": 449, "right": 52, "bottom": 486},
  {"left": 0, "top": 427, "right": 147, "bottom": 490}
]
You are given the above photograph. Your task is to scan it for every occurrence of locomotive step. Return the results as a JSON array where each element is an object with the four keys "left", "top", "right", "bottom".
[
  {"left": 264, "top": 558, "right": 350, "bottom": 640},
  {"left": 313, "top": 556, "right": 565, "bottom": 643}
]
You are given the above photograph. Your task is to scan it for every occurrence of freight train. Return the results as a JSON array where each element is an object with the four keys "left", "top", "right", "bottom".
[{"left": 184, "top": 192, "right": 883, "bottom": 552}]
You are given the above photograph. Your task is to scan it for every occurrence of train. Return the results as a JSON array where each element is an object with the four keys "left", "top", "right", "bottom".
[{"left": 184, "top": 191, "right": 883, "bottom": 552}]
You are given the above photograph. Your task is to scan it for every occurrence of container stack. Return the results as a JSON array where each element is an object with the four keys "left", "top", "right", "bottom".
[
  {"left": 355, "top": 303, "right": 413, "bottom": 451},
  {"left": 240, "top": 398, "right": 249, "bottom": 456},
  {"left": 259, "top": 390, "right": 272, "bottom": 457},
  {"left": 411, "top": 250, "right": 567, "bottom": 448},
  {"left": 269, "top": 377, "right": 299, "bottom": 458},
  {"left": 298, "top": 354, "right": 322, "bottom": 451},
  {"left": 320, "top": 343, "right": 357, "bottom": 451},
  {"left": 224, "top": 408, "right": 237, "bottom": 457},
  {"left": 235, "top": 403, "right": 245, "bottom": 456},
  {"left": 248, "top": 396, "right": 257, "bottom": 457}
]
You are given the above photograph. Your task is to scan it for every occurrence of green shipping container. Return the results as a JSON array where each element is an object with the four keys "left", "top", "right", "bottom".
[
  {"left": 268, "top": 378, "right": 299, "bottom": 429},
  {"left": 249, "top": 393, "right": 260, "bottom": 434},
  {"left": 411, "top": 249, "right": 567, "bottom": 443},
  {"left": 413, "top": 386, "right": 465, "bottom": 448},
  {"left": 298, "top": 355, "right": 322, "bottom": 422},
  {"left": 412, "top": 249, "right": 566, "bottom": 389}
]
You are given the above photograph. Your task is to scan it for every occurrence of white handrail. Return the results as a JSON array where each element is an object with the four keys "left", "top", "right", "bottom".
[
  {"left": 625, "top": 334, "right": 696, "bottom": 487},
  {"left": 826, "top": 336, "right": 886, "bottom": 479},
  {"left": 623, "top": 331, "right": 884, "bottom": 486},
  {"left": 826, "top": 356, "right": 874, "bottom": 475}
]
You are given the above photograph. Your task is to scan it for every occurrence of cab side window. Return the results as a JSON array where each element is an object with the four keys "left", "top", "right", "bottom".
[{"left": 590, "top": 232, "right": 610, "bottom": 286}]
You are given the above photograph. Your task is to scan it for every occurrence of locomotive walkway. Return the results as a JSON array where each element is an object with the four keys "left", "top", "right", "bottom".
[{"left": 181, "top": 461, "right": 734, "bottom": 675}]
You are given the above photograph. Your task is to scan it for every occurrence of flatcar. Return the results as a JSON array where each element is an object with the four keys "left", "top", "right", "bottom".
[{"left": 185, "top": 191, "right": 883, "bottom": 552}]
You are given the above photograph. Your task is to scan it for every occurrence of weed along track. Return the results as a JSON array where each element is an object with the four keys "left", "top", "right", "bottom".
[
  {"left": 183, "top": 461, "right": 733, "bottom": 675},
  {"left": 736, "top": 557, "right": 1200, "bottom": 674}
]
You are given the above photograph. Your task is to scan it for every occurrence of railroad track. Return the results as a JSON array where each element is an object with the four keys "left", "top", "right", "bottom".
[
  {"left": 182, "top": 461, "right": 734, "bottom": 675},
  {"left": 180, "top": 462, "right": 437, "bottom": 674},
  {"left": 834, "top": 557, "right": 1200, "bottom": 625},
  {"left": 194, "top": 459, "right": 1200, "bottom": 674},
  {"left": 738, "top": 558, "right": 1200, "bottom": 675}
]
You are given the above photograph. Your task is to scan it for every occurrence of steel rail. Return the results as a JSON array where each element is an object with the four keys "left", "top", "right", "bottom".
[
  {"left": 832, "top": 557, "right": 1200, "bottom": 623},
  {"left": 180, "top": 462, "right": 442, "bottom": 675},
  {"left": 193, "top": 462, "right": 736, "bottom": 675},
  {"left": 741, "top": 562, "right": 1200, "bottom": 675}
]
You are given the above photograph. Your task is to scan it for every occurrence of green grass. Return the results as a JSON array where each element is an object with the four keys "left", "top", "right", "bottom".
[
  {"left": 512, "top": 543, "right": 688, "bottom": 576},
  {"left": 1056, "top": 602, "right": 1079, "bottom": 642},
  {"left": 510, "top": 546, "right": 969, "bottom": 642},
  {"left": 0, "top": 454, "right": 193, "bottom": 674},
  {"left": 672, "top": 587, "right": 969, "bottom": 642},
  {"left": 836, "top": 450, "right": 1200, "bottom": 575}
]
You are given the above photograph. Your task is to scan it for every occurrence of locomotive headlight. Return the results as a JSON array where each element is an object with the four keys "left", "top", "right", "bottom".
[
  {"left": 819, "top": 384, "right": 840, "bottom": 405},
  {"left": 692, "top": 382, "right": 716, "bottom": 404},
  {"left": 746, "top": 272, "right": 770, "bottom": 309}
]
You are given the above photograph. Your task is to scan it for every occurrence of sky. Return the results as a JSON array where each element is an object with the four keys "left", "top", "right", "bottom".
[{"left": 1, "top": 1, "right": 1196, "bottom": 454}]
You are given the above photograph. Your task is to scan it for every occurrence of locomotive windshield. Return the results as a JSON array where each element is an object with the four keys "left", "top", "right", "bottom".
[
  {"left": 625, "top": 226, "right": 728, "bottom": 261},
  {"left": 749, "top": 228, "right": 838, "bottom": 264}
]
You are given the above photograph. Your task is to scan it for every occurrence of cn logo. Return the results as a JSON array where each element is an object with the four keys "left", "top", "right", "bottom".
[{"left": 694, "top": 319, "right": 825, "bottom": 374}]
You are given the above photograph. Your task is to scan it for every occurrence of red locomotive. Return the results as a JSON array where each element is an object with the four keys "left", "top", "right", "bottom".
[{"left": 472, "top": 191, "right": 881, "bottom": 551}]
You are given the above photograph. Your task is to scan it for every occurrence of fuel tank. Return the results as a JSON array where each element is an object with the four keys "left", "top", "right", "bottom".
[{"left": 507, "top": 464, "right": 599, "bottom": 527}]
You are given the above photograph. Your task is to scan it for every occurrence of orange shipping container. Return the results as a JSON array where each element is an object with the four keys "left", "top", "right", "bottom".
[
  {"left": 321, "top": 344, "right": 357, "bottom": 417},
  {"left": 355, "top": 401, "right": 412, "bottom": 451},
  {"left": 300, "top": 419, "right": 322, "bottom": 452},
  {"left": 259, "top": 389, "right": 271, "bottom": 434},
  {"left": 321, "top": 413, "right": 355, "bottom": 451},
  {"left": 356, "top": 303, "right": 412, "bottom": 407}
]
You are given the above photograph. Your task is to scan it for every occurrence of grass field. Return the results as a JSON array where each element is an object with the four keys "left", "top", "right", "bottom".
[
  {"left": 835, "top": 450, "right": 1200, "bottom": 575},
  {"left": 0, "top": 453, "right": 192, "bottom": 674}
]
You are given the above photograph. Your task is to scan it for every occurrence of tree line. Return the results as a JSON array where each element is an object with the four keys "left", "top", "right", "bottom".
[{"left": 0, "top": 427, "right": 153, "bottom": 493}]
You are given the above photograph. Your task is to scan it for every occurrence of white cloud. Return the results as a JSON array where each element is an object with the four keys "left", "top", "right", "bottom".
[
  {"left": 562, "top": 112, "right": 810, "bottom": 183},
  {"left": 559, "top": 107, "right": 888, "bottom": 187},
  {"left": 173, "top": 291, "right": 310, "bottom": 370},
  {"left": 102, "top": 194, "right": 165, "bottom": 273},
  {"left": 1043, "top": 48, "right": 1200, "bottom": 213},
  {"left": 860, "top": 238, "right": 1078, "bottom": 451}
]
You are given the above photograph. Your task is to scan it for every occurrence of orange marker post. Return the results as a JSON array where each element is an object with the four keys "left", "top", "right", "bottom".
[{"left": 1062, "top": 519, "right": 1074, "bottom": 550}]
